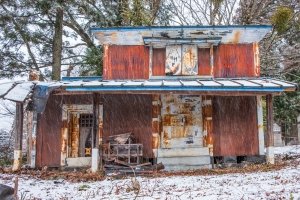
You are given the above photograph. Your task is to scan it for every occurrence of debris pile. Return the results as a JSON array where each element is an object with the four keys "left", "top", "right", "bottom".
[{"left": 103, "top": 133, "right": 164, "bottom": 175}]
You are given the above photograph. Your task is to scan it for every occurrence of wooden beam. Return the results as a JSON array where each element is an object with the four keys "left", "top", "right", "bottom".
[
  {"left": 12, "top": 102, "right": 24, "bottom": 171},
  {"left": 91, "top": 93, "right": 100, "bottom": 172},
  {"left": 266, "top": 94, "right": 274, "bottom": 164},
  {"left": 149, "top": 46, "right": 153, "bottom": 78},
  {"left": 53, "top": 90, "right": 282, "bottom": 96},
  {"left": 210, "top": 45, "right": 214, "bottom": 76},
  {"left": 257, "top": 96, "right": 265, "bottom": 155}
]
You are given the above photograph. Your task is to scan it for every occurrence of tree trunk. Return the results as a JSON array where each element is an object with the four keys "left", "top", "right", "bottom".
[{"left": 52, "top": 0, "right": 64, "bottom": 81}]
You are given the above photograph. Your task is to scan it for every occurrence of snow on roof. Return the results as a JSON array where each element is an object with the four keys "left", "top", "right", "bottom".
[
  {"left": 0, "top": 81, "right": 35, "bottom": 102},
  {"left": 55, "top": 78, "right": 296, "bottom": 93}
]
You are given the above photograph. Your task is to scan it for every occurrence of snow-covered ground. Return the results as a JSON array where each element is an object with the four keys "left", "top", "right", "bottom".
[{"left": 1, "top": 145, "right": 300, "bottom": 200}]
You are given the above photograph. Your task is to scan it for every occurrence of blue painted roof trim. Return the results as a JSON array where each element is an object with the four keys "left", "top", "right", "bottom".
[
  {"left": 65, "top": 86, "right": 285, "bottom": 93},
  {"left": 61, "top": 76, "right": 102, "bottom": 82},
  {"left": 90, "top": 25, "right": 273, "bottom": 32}
]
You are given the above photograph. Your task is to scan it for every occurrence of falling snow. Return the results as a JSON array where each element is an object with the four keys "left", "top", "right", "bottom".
[{"left": 1, "top": 145, "right": 300, "bottom": 200}]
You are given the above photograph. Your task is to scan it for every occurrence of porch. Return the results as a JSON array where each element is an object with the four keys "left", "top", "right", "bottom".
[
  {"left": 31, "top": 77, "right": 295, "bottom": 171},
  {"left": 0, "top": 77, "right": 296, "bottom": 171}
]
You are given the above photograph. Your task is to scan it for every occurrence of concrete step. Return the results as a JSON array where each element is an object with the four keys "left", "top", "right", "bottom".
[
  {"left": 164, "top": 164, "right": 212, "bottom": 171},
  {"left": 154, "top": 147, "right": 209, "bottom": 158},
  {"left": 66, "top": 157, "right": 91, "bottom": 167},
  {"left": 157, "top": 155, "right": 211, "bottom": 166}
]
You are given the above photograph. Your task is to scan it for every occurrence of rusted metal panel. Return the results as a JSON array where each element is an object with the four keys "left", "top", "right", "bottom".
[
  {"left": 253, "top": 42, "right": 260, "bottom": 76},
  {"left": 102, "top": 94, "right": 153, "bottom": 158},
  {"left": 60, "top": 120, "right": 68, "bottom": 166},
  {"left": 198, "top": 48, "right": 211, "bottom": 76},
  {"left": 152, "top": 48, "right": 166, "bottom": 76},
  {"left": 210, "top": 45, "right": 214, "bottom": 76},
  {"left": 161, "top": 94, "right": 203, "bottom": 148},
  {"left": 214, "top": 44, "right": 256, "bottom": 78},
  {"left": 36, "top": 94, "right": 93, "bottom": 168},
  {"left": 70, "top": 114, "right": 80, "bottom": 157},
  {"left": 212, "top": 96, "right": 259, "bottom": 156},
  {"left": 103, "top": 45, "right": 149, "bottom": 80},
  {"left": 202, "top": 96, "right": 213, "bottom": 147},
  {"left": 152, "top": 94, "right": 162, "bottom": 149}
]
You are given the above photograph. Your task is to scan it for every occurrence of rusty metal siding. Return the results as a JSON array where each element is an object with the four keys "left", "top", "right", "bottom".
[
  {"left": 103, "top": 45, "right": 149, "bottom": 80},
  {"left": 152, "top": 48, "right": 166, "bottom": 76},
  {"left": 212, "top": 96, "right": 259, "bottom": 156},
  {"left": 152, "top": 94, "right": 162, "bottom": 149},
  {"left": 214, "top": 44, "right": 256, "bottom": 78},
  {"left": 161, "top": 95, "right": 203, "bottom": 148},
  {"left": 36, "top": 95, "right": 62, "bottom": 168},
  {"left": 36, "top": 94, "right": 93, "bottom": 168},
  {"left": 198, "top": 48, "right": 211, "bottom": 76},
  {"left": 102, "top": 94, "right": 153, "bottom": 158}
]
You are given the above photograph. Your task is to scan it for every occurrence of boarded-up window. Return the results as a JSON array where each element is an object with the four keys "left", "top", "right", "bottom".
[{"left": 165, "top": 45, "right": 198, "bottom": 75}]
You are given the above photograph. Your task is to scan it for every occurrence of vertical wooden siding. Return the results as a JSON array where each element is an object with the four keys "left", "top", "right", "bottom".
[
  {"left": 212, "top": 96, "right": 258, "bottom": 156},
  {"left": 36, "top": 95, "right": 93, "bottom": 168},
  {"left": 103, "top": 45, "right": 149, "bottom": 80},
  {"left": 104, "top": 44, "right": 256, "bottom": 78},
  {"left": 36, "top": 95, "right": 61, "bottom": 168},
  {"left": 152, "top": 48, "right": 166, "bottom": 76},
  {"left": 102, "top": 94, "right": 153, "bottom": 158},
  {"left": 213, "top": 44, "right": 256, "bottom": 78},
  {"left": 198, "top": 48, "right": 211, "bottom": 76}
]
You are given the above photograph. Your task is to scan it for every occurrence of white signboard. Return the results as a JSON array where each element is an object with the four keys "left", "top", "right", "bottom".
[
  {"left": 165, "top": 45, "right": 182, "bottom": 75},
  {"left": 182, "top": 45, "right": 198, "bottom": 75},
  {"left": 165, "top": 45, "right": 198, "bottom": 75}
]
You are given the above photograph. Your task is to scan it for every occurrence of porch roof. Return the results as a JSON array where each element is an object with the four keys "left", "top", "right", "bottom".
[
  {"left": 0, "top": 77, "right": 297, "bottom": 113},
  {"left": 57, "top": 77, "right": 296, "bottom": 93},
  {"left": 0, "top": 77, "right": 296, "bottom": 104}
]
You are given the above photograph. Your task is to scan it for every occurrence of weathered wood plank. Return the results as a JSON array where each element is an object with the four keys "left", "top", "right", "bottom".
[{"left": 12, "top": 102, "right": 23, "bottom": 171}]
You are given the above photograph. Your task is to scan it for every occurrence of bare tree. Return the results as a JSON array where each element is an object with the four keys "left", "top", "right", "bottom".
[
  {"left": 52, "top": 0, "right": 64, "bottom": 81},
  {"left": 169, "top": 0, "right": 238, "bottom": 25}
]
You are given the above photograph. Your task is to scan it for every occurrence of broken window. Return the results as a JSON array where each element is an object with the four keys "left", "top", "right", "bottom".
[
  {"left": 165, "top": 45, "right": 198, "bottom": 75},
  {"left": 79, "top": 114, "right": 93, "bottom": 157}
]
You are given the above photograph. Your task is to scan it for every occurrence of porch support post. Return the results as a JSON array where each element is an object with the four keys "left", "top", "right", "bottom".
[
  {"left": 12, "top": 102, "right": 24, "bottom": 171},
  {"left": 257, "top": 96, "right": 265, "bottom": 155},
  {"left": 91, "top": 93, "right": 99, "bottom": 172},
  {"left": 266, "top": 94, "right": 274, "bottom": 164},
  {"left": 149, "top": 46, "right": 153, "bottom": 78},
  {"left": 30, "top": 113, "right": 37, "bottom": 168},
  {"left": 210, "top": 45, "right": 214, "bottom": 76}
]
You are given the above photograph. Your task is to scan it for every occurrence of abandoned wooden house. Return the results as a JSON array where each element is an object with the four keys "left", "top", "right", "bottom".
[{"left": 0, "top": 25, "right": 297, "bottom": 172}]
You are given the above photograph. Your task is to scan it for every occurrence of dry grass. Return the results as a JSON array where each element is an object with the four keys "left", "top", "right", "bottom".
[{"left": 1, "top": 155, "right": 299, "bottom": 182}]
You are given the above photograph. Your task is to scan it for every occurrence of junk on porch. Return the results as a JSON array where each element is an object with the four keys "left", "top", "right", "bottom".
[{"left": 103, "top": 133, "right": 164, "bottom": 174}]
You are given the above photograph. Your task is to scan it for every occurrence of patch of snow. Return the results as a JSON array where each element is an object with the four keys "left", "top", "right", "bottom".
[
  {"left": 4, "top": 82, "right": 34, "bottom": 102},
  {"left": 274, "top": 145, "right": 300, "bottom": 155},
  {"left": 1, "top": 161, "right": 300, "bottom": 199},
  {"left": 0, "top": 99, "right": 14, "bottom": 131},
  {"left": 0, "top": 77, "right": 27, "bottom": 131}
]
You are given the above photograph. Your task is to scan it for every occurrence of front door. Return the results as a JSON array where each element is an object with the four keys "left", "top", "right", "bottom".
[{"left": 61, "top": 104, "right": 103, "bottom": 167}]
